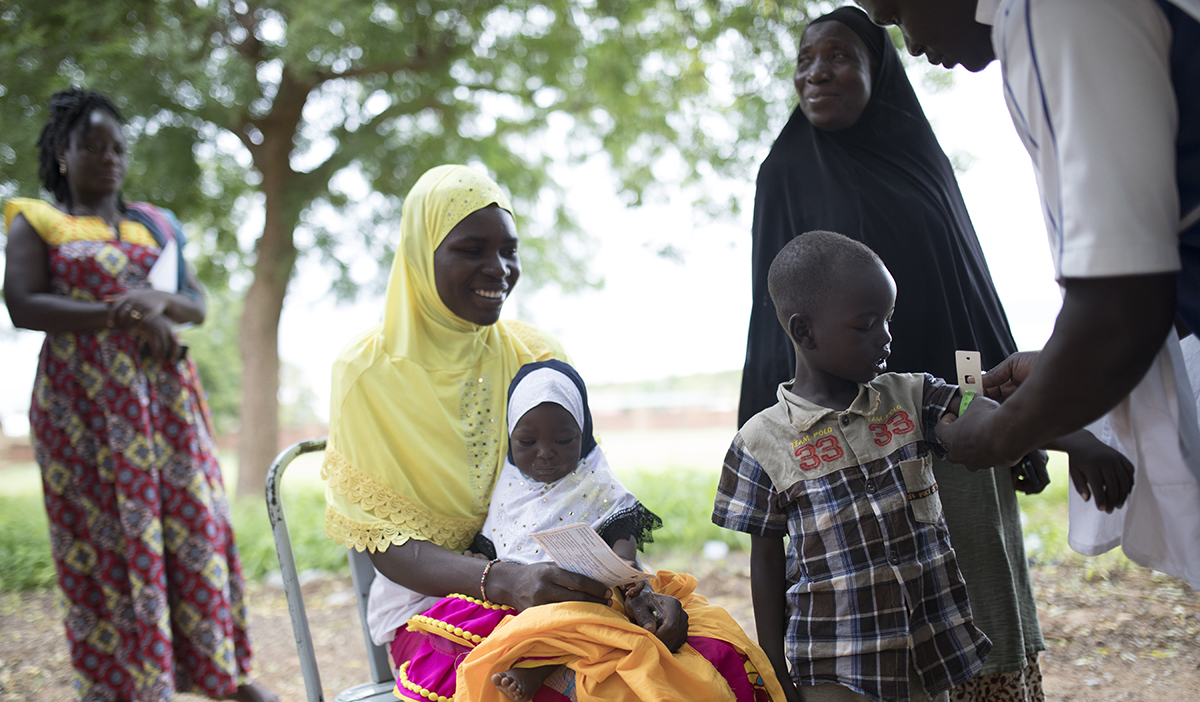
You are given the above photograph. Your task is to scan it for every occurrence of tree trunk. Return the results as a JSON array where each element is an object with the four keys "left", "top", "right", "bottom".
[
  {"left": 235, "top": 195, "right": 297, "bottom": 499},
  {"left": 229, "top": 69, "right": 309, "bottom": 499}
]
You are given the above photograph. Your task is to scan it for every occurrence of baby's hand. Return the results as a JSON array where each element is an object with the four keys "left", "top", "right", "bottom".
[
  {"left": 622, "top": 580, "right": 688, "bottom": 652},
  {"left": 1059, "top": 431, "right": 1135, "bottom": 513},
  {"left": 462, "top": 549, "right": 490, "bottom": 561},
  {"left": 621, "top": 580, "right": 647, "bottom": 597}
]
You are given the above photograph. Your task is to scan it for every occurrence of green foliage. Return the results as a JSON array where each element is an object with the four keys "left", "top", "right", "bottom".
[
  {"left": 621, "top": 466, "right": 751, "bottom": 557},
  {"left": 0, "top": 0, "right": 836, "bottom": 297},
  {"left": 0, "top": 473, "right": 56, "bottom": 591},
  {"left": 231, "top": 488, "right": 351, "bottom": 581},
  {"left": 180, "top": 292, "right": 244, "bottom": 434}
]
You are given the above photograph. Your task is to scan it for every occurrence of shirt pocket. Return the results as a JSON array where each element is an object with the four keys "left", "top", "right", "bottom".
[{"left": 898, "top": 455, "right": 942, "bottom": 524}]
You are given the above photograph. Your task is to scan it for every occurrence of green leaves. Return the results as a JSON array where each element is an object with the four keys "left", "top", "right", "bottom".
[{"left": 2, "top": 0, "right": 829, "bottom": 297}]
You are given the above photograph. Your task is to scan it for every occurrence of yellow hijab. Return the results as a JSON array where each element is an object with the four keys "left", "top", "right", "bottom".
[{"left": 322, "top": 165, "right": 565, "bottom": 553}]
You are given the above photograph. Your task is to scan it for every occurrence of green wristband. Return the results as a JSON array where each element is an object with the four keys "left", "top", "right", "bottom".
[{"left": 960, "top": 390, "right": 976, "bottom": 416}]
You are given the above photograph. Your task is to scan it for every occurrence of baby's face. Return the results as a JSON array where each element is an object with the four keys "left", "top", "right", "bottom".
[{"left": 510, "top": 402, "right": 583, "bottom": 483}]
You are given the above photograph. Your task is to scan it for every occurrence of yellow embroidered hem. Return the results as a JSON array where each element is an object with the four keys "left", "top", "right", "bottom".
[
  {"left": 446, "top": 592, "right": 514, "bottom": 611},
  {"left": 321, "top": 446, "right": 482, "bottom": 551},
  {"left": 324, "top": 505, "right": 477, "bottom": 554},
  {"left": 407, "top": 614, "right": 488, "bottom": 647},
  {"left": 397, "top": 661, "right": 452, "bottom": 702}
]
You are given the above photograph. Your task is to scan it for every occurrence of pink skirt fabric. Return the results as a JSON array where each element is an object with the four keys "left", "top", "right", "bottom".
[{"left": 390, "top": 595, "right": 767, "bottom": 702}]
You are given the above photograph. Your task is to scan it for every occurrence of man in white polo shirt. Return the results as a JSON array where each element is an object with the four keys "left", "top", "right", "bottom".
[{"left": 854, "top": 0, "right": 1200, "bottom": 585}]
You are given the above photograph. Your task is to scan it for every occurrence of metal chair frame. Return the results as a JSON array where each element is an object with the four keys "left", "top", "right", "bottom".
[{"left": 266, "top": 437, "right": 396, "bottom": 702}]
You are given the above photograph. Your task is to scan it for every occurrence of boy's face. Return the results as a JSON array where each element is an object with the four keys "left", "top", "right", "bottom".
[
  {"left": 510, "top": 402, "right": 583, "bottom": 483},
  {"left": 801, "top": 261, "right": 896, "bottom": 384}
]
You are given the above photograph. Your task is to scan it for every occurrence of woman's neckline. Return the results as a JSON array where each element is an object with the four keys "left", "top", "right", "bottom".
[{"left": 55, "top": 200, "right": 125, "bottom": 240}]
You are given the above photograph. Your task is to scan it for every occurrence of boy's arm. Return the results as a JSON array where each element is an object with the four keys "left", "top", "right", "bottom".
[
  {"left": 1044, "top": 430, "right": 1135, "bottom": 513},
  {"left": 750, "top": 535, "right": 802, "bottom": 702},
  {"left": 931, "top": 378, "right": 1052, "bottom": 491}
]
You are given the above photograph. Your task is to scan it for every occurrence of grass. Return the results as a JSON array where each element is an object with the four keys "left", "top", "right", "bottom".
[{"left": 0, "top": 441, "right": 1138, "bottom": 591}]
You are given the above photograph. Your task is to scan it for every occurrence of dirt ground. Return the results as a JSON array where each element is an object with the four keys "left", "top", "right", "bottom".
[{"left": 1, "top": 555, "right": 1197, "bottom": 702}]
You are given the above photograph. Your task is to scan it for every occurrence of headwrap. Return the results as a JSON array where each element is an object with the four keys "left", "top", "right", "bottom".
[
  {"left": 737, "top": 6, "right": 1017, "bottom": 426},
  {"left": 322, "top": 165, "right": 567, "bottom": 553},
  {"left": 808, "top": 6, "right": 886, "bottom": 65},
  {"left": 474, "top": 360, "right": 661, "bottom": 564},
  {"left": 505, "top": 359, "right": 597, "bottom": 459}
]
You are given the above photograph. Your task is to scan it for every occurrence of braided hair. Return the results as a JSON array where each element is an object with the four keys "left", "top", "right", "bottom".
[{"left": 36, "top": 88, "right": 126, "bottom": 205}]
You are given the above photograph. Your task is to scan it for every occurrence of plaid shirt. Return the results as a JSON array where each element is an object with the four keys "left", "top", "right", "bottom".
[{"left": 713, "top": 373, "right": 991, "bottom": 701}]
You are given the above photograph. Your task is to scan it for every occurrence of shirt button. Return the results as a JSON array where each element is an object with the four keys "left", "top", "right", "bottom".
[
  {"left": 840, "top": 415, "right": 850, "bottom": 426},
  {"left": 865, "top": 480, "right": 877, "bottom": 494},
  {"left": 888, "top": 549, "right": 901, "bottom": 565}
]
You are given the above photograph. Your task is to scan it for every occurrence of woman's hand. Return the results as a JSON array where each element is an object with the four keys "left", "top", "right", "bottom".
[
  {"left": 136, "top": 316, "right": 182, "bottom": 363},
  {"left": 622, "top": 580, "right": 688, "bottom": 652},
  {"left": 488, "top": 561, "right": 613, "bottom": 611},
  {"left": 108, "top": 290, "right": 172, "bottom": 328}
]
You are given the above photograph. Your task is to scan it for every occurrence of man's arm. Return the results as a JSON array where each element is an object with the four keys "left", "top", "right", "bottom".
[{"left": 938, "top": 273, "right": 1175, "bottom": 469}]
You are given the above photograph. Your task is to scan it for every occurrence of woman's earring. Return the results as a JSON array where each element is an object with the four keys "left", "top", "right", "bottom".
[{"left": 59, "top": 162, "right": 66, "bottom": 174}]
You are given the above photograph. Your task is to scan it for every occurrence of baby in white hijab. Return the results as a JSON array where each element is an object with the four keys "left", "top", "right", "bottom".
[{"left": 471, "top": 359, "right": 662, "bottom": 567}]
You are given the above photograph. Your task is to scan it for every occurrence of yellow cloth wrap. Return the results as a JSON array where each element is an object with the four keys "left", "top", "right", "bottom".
[
  {"left": 6, "top": 198, "right": 159, "bottom": 247},
  {"left": 321, "top": 165, "right": 567, "bottom": 553},
  {"left": 453, "top": 571, "right": 789, "bottom": 702}
]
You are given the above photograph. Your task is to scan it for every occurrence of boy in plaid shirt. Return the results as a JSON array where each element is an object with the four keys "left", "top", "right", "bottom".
[{"left": 713, "top": 231, "right": 1131, "bottom": 701}]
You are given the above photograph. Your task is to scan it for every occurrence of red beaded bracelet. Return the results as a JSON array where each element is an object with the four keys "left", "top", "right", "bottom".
[{"left": 480, "top": 558, "right": 502, "bottom": 602}]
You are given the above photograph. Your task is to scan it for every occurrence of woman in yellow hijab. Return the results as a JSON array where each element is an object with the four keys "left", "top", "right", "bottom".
[{"left": 321, "top": 164, "right": 689, "bottom": 685}]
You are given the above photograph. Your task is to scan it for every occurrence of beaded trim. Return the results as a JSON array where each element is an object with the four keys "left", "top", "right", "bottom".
[
  {"left": 397, "top": 661, "right": 452, "bottom": 702},
  {"left": 447, "top": 592, "right": 514, "bottom": 611},
  {"left": 407, "top": 614, "right": 487, "bottom": 645}
]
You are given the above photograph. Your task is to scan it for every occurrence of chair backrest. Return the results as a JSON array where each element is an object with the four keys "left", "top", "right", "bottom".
[
  {"left": 345, "top": 547, "right": 393, "bottom": 683},
  {"left": 266, "top": 437, "right": 395, "bottom": 702}
]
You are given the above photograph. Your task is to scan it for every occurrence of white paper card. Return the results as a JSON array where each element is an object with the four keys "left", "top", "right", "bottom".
[
  {"left": 955, "top": 350, "right": 983, "bottom": 395},
  {"left": 530, "top": 522, "right": 652, "bottom": 588},
  {"left": 148, "top": 238, "right": 179, "bottom": 293}
]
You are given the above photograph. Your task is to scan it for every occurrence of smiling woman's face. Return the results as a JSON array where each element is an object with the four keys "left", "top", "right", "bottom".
[
  {"left": 433, "top": 204, "right": 521, "bottom": 326},
  {"left": 794, "top": 21, "right": 875, "bottom": 132}
]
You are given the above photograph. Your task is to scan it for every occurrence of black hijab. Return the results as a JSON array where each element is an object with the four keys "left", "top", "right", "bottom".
[{"left": 737, "top": 6, "right": 1017, "bottom": 427}]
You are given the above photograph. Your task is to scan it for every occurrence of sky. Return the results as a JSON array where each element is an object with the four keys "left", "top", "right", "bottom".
[{"left": 0, "top": 60, "right": 1063, "bottom": 435}]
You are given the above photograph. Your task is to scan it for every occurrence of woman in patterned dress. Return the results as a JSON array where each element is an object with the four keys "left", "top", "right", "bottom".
[{"left": 3, "top": 89, "right": 277, "bottom": 702}]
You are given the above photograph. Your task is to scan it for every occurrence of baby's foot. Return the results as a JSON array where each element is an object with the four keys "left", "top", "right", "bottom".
[{"left": 491, "top": 666, "right": 556, "bottom": 702}]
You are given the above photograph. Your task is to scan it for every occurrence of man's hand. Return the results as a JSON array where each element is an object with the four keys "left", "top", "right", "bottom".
[
  {"left": 936, "top": 395, "right": 1023, "bottom": 471},
  {"left": 982, "top": 351, "right": 1040, "bottom": 403}
]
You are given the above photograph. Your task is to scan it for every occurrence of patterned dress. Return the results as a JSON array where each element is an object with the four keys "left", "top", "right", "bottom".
[{"left": 5, "top": 199, "right": 254, "bottom": 702}]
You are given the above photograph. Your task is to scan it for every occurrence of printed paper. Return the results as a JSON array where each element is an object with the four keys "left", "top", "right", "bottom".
[{"left": 530, "top": 522, "right": 652, "bottom": 588}]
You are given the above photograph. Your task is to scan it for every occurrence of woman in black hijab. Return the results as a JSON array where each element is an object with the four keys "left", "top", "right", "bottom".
[{"left": 738, "top": 7, "right": 1046, "bottom": 699}]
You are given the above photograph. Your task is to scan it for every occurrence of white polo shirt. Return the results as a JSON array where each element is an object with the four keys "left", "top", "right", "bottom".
[{"left": 978, "top": 0, "right": 1200, "bottom": 280}]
